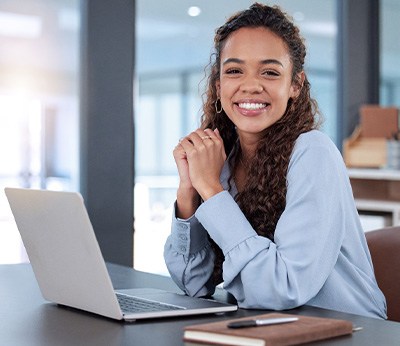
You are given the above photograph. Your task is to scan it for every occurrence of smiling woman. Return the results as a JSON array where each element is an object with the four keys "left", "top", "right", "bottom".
[
  {"left": 163, "top": 3, "right": 387, "bottom": 320},
  {"left": 134, "top": 0, "right": 339, "bottom": 275}
]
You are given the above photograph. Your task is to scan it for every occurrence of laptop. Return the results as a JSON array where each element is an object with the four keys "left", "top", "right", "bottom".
[{"left": 4, "top": 187, "right": 237, "bottom": 322}]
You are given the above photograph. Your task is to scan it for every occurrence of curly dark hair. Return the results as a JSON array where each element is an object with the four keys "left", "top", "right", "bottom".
[{"left": 200, "top": 3, "right": 321, "bottom": 284}]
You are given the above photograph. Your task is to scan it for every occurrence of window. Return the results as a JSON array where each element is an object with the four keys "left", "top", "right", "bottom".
[
  {"left": 0, "top": 0, "right": 80, "bottom": 263},
  {"left": 380, "top": 0, "right": 400, "bottom": 107}
]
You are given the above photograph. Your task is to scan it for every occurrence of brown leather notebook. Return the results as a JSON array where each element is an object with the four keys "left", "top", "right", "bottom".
[{"left": 183, "top": 313, "right": 354, "bottom": 346}]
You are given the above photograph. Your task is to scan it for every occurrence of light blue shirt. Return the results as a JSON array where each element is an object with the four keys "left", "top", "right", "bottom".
[{"left": 164, "top": 130, "right": 387, "bottom": 319}]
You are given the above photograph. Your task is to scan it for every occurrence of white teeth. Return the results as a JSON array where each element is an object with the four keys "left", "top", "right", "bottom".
[{"left": 238, "top": 102, "right": 267, "bottom": 110}]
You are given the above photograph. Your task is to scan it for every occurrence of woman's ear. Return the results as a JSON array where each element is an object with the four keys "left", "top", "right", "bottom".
[
  {"left": 290, "top": 71, "right": 305, "bottom": 99},
  {"left": 215, "top": 80, "right": 221, "bottom": 97}
]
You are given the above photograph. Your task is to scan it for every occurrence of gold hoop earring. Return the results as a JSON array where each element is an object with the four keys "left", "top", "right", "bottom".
[{"left": 215, "top": 98, "right": 223, "bottom": 114}]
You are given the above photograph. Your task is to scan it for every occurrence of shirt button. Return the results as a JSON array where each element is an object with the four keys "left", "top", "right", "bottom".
[
  {"left": 179, "top": 235, "right": 187, "bottom": 241},
  {"left": 180, "top": 246, "right": 186, "bottom": 252}
]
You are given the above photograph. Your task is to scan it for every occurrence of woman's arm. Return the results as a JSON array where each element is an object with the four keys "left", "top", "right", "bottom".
[
  {"left": 195, "top": 136, "right": 348, "bottom": 309},
  {"left": 163, "top": 205, "right": 217, "bottom": 297},
  {"left": 165, "top": 128, "right": 227, "bottom": 296}
]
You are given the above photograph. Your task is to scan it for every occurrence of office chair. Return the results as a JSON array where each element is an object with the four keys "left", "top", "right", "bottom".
[{"left": 365, "top": 226, "right": 400, "bottom": 322}]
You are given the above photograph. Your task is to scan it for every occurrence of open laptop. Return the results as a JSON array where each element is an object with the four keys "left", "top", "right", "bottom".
[{"left": 4, "top": 187, "right": 237, "bottom": 322}]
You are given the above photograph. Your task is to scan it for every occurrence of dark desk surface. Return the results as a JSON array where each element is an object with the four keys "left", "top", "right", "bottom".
[{"left": 1, "top": 263, "right": 399, "bottom": 345}]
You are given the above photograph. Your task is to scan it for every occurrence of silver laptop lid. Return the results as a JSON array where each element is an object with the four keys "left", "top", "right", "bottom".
[{"left": 5, "top": 187, "right": 123, "bottom": 320}]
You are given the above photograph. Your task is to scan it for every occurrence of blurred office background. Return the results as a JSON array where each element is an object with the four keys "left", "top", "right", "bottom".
[{"left": 0, "top": 1, "right": 399, "bottom": 275}]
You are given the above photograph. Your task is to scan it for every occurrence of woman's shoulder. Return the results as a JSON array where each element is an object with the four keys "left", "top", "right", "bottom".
[
  {"left": 296, "top": 130, "right": 334, "bottom": 146},
  {"left": 294, "top": 130, "right": 339, "bottom": 154},
  {"left": 291, "top": 130, "right": 344, "bottom": 167}
]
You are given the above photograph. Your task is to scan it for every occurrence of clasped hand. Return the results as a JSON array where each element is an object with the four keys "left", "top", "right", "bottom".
[{"left": 174, "top": 128, "right": 226, "bottom": 201}]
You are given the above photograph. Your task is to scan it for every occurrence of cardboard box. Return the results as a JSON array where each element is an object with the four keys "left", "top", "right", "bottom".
[
  {"left": 343, "top": 126, "right": 387, "bottom": 168},
  {"left": 360, "top": 105, "right": 399, "bottom": 138},
  {"left": 343, "top": 105, "right": 400, "bottom": 168}
]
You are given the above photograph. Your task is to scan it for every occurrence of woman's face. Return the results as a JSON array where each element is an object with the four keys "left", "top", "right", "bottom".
[{"left": 217, "top": 27, "right": 303, "bottom": 141}]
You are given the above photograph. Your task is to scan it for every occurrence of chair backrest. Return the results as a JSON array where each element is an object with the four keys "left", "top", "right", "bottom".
[{"left": 365, "top": 226, "right": 400, "bottom": 322}]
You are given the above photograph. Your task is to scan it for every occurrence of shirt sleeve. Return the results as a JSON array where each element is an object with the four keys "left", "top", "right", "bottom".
[
  {"left": 195, "top": 139, "right": 348, "bottom": 310},
  {"left": 163, "top": 202, "right": 216, "bottom": 297}
]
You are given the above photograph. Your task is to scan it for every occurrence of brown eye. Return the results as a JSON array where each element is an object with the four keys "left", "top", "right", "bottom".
[
  {"left": 226, "top": 68, "right": 241, "bottom": 74},
  {"left": 263, "top": 70, "right": 279, "bottom": 77}
]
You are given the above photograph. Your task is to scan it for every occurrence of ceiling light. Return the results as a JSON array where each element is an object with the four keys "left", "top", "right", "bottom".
[
  {"left": 300, "top": 22, "right": 337, "bottom": 37},
  {"left": 188, "top": 6, "right": 201, "bottom": 17}
]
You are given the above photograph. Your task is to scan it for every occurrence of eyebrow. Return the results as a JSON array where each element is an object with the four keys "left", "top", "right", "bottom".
[{"left": 222, "top": 58, "right": 284, "bottom": 67}]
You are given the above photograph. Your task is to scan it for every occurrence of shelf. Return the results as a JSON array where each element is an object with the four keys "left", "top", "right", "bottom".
[
  {"left": 355, "top": 199, "right": 400, "bottom": 226},
  {"left": 355, "top": 199, "right": 400, "bottom": 213},
  {"left": 347, "top": 168, "right": 400, "bottom": 226},
  {"left": 347, "top": 168, "right": 400, "bottom": 181}
]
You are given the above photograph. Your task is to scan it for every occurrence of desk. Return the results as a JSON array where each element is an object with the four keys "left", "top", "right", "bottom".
[{"left": 1, "top": 263, "right": 399, "bottom": 345}]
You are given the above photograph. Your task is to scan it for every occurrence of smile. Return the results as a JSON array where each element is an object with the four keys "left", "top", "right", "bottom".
[{"left": 238, "top": 102, "right": 268, "bottom": 110}]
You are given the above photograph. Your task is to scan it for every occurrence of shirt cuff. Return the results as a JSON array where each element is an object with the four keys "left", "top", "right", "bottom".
[{"left": 171, "top": 201, "right": 209, "bottom": 255}]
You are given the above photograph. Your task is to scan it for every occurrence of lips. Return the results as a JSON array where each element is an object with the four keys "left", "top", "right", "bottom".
[{"left": 234, "top": 100, "right": 270, "bottom": 116}]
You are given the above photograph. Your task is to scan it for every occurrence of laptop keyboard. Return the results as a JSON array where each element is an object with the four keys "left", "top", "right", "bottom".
[{"left": 116, "top": 293, "right": 185, "bottom": 313}]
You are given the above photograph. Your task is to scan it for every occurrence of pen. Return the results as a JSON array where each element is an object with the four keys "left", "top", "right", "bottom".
[{"left": 227, "top": 316, "right": 299, "bottom": 329}]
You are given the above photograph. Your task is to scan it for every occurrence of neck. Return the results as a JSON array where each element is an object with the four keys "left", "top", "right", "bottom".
[{"left": 237, "top": 133, "right": 259, "bottom": 162}]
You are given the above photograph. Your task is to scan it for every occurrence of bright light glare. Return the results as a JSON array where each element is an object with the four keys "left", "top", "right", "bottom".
[
  {"left": 0, "top": 94, "right": 42, "bottom": 175},
  {"left": 187, "top": 6, "right": 201, "bottom": 17},
  {"left": 0, "top": 12, "right": 41, "bottom": 38}
]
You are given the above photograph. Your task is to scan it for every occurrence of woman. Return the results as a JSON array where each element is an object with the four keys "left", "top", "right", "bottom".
[{"left": 164, "top": 3, "right": 386, "bottom": 319}]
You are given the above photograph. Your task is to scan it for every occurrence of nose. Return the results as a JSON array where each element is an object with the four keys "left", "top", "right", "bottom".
[{"left": 239, "top": 76, "right": 264, "bottom": 93}]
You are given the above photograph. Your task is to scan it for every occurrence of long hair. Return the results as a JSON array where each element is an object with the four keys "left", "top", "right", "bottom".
[{"left": 201, "top": 3, "right": 321, "bottom": 284}]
